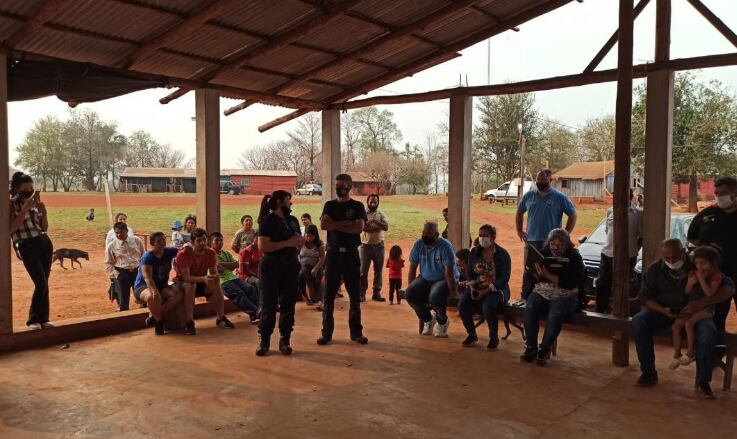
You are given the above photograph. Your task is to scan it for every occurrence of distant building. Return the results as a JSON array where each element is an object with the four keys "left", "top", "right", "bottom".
[
  {"left": 119, "top": 167, "right": 297, "bottom": 195},
  {"left": 552, "top": 161, "right": 615, "bottom": 200},
  {"left": 348, "top": 171, "right": 390, "bottom": 196}
]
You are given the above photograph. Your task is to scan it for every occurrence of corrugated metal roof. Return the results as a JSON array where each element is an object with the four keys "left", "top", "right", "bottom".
[
  {"left": 553, "top": 161, "right": 615, "bottom": 180},
  {"left": 0, "top": 0, "right": 573, "bottom": 107}
]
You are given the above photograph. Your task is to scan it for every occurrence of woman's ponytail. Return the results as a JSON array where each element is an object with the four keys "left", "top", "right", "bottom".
[{"left": 257, "top": 195, "right": 271, "bottom": 225}]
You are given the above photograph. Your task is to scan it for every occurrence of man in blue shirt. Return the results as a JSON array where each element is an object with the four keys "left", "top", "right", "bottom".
[
  {"left": 405, "top": 221, "right": 459, "bottom": 337},
  {"left": 515, "top": 169, "right": 577, "bottom": 300}
]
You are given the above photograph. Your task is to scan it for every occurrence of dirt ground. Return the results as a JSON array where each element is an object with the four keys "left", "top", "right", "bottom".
[{"left": 0, "top": 302, "right": 735, "bottom": 438}]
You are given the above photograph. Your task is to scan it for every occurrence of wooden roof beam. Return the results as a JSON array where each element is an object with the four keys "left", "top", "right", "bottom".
[
  {"left": 686, "top": 0, "right": 737, "bottom": 49},
  {"left": 223, "top": 101, "right": 254, "bottom": 116},
  {"left": 584, "top": 0, "right": 651, "bottom": 73},
  {"left": 2, "top": 0, "right": 74, "bottom": 48}
]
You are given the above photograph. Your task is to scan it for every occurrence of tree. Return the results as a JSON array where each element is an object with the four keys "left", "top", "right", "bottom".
[
  {"left": 632, "top": 73, "right": 737, "bottom": 211},
  {"left": 352, "top": 107, "right": 402, "bottom": 156},
  {"left": 287, "top": 113, "right": 321, "bottom": 183},
  {"left": 577, "top": 115, "right": 616, "bottom": 162},
  {"left": 528, "top": 120, "right": 577, "bottom": 173},
  {"left": 15, "top": 116, "right": 65, "bottom": 191},
  {"left": 63, "top": 109, "right": 118, "bottom": 191},
  {"left": 423, "top": 128, "right": 446, "bottom": 194},
  {"left": 342, "top": 111, "right": 360, "bottom": 170},
  {"left": 474, "top": 93, "right": 540, "bottom": 184}
]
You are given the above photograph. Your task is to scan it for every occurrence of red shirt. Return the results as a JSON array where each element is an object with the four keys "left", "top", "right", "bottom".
[
  {"left": 386, "top": 258, "right": 405, "bottom": 280},
  {"left": 239, "top": 246, "right": 262, "bottom": 280},
  {"left": 175, "top": 246, "right": 217, "bottom": 281}
]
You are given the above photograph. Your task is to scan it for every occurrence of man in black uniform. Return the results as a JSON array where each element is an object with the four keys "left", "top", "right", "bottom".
[
  {"left": 318, "top": 174, "right": 368, "bottom": 345},
  {"left": 687, "top": 176, "right": 737, "bottom": 332}
]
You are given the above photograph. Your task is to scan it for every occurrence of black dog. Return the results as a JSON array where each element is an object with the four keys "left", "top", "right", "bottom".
[
  {"left": 473, "top": 304, "right": 526, "bottom": 341},
  {"left": 52, "top": 249, "right": 89, "bottom": 269}
]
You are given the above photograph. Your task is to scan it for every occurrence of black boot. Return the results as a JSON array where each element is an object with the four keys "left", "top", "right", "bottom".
[
  {"left": 256, "top": 337, "right": 270, "bottom": 357},
  {"left": 279, "top": 336, "right": 293, "bottom": 355},
  {"left": 520, "top": 346, "right": 538, "bottom": 363}
]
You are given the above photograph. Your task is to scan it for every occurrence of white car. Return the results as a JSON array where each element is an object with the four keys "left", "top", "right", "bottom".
[
  {"left": 295, "top": 183, "right": 322, "bottom": 196},
  {"left": 483, "top": 180, "right": 533, "bottom": 201}
]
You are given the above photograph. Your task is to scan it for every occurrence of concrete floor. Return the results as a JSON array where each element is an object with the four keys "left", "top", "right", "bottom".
[{"left": 0, "top": 301, "right": 735, "bottom": 439}]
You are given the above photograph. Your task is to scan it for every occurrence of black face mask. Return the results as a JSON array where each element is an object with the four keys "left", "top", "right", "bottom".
[
  {"left": 536, "top": 182, "right": 550, "bottom": 192},
  {"left": 422, "top": 236, "right": 436, "bottom": 246},
  {"left": 336, "top": 187, "right": 348, "bottom": 198},
  {"left": 18, "top": 190, "right": 34, "bottom": 199}
]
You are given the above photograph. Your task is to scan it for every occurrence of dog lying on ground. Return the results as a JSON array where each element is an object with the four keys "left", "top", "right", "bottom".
[{"left": 52, "top": 249, "right": 89, "bottom": 269}]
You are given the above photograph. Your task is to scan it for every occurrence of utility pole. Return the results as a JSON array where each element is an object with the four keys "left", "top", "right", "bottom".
[{"left": 517, "top": 122, "right": 525, "bottom": 205}]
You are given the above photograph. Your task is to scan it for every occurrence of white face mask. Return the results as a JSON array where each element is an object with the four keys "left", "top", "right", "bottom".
[
  {"left": 479, "top": 237, "right": 492, "bottom": 248},
  {"left": 664, "top": 259, "right": 684, "bottom": 271},
  {"left": 717, "top": 195, "right": 734, "bottom": 210}
]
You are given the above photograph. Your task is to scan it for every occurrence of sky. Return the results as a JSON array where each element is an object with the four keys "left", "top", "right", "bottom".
[{"left": 7, "top": 0, "right": 737, "bottom": 169}]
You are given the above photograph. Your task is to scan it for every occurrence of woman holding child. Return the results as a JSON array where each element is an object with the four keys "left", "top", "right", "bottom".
[{"left": 458, "top": 224, "right": 511, "bottom": 350}]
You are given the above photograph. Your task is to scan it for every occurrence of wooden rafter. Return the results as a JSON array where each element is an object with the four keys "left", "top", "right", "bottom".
[
  {"left": 223, "top": 101, "right": 254, "bottom": 116},
  {"left": 123, "top": 0, "right": 242, "bottom": 68},
  {"left": 686, "top": 0, "right": 737, "bottom": 49},
  {"left": 3, "top": 0, "right": 75, "bottom": 48},
  {"left": 583, "top": 0, "right": 651, "bottom": 73}
]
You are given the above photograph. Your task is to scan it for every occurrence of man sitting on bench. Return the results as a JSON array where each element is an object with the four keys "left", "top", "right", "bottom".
[
  {"left": 633, "top": 238, "right": 735, "bottom": 398},
  {"left": 175, "top": 228, "right": 235, "bottom": 335}
]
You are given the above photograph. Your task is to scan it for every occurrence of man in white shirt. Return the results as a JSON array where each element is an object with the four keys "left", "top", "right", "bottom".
[
  {"left": 104, "top": 221, "right": 145, "bottom": 311},
  {"left": 595, "top": 189, "right": 643, "bottom": 313},
  {"left": 360, "top": 194, "right": 388, "bottom": 302},
  {"left": 105, "top": 212, "right": 134, "bottom": 248}
]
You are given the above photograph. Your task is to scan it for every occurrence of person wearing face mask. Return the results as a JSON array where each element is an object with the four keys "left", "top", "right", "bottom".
[
  {"left": 318, "top": 174, "right": 369, "bottom": 346},
  {"left": 9, "top": 172, "right": 54, "bottom": 329},
  {"left": 687, "top": 176, "right": 737, "bottom": 332},
  {"left": 595, "top": 189, "right": 643, "bottom": 313},
  {"left": 360, "top": 193, "right": 388, "bottom": 302},
  {"left": 458, "top": 224, "right": 511, "bottom": 349},
  {"left": 256, "top": 190, "right": 304, "bottom": 356},
  {"left": 405, "top": 221, "right": 460, "bottom": 338},
  {"left": 632, "top": 239, "right": 734, "bottom": 397},
  {"left": 515, "top": 169, "right": 577, "bottom": 302},
  {"left": 520, "top": 228, "right": 584, "bottom": 366}
]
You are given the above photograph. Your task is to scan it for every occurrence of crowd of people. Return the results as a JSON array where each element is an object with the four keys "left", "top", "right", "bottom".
[{"left": 8, "top": 170, "right": 737, "bottom": 399}]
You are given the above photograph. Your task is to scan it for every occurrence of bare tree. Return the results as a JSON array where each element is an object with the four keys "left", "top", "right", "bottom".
[{"left": 288, "top": 113, "right": 321, "bottom": 183}]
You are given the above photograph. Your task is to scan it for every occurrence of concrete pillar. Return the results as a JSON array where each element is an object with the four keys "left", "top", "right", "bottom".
[
  {"left": 321, "top": 110, "right": 341, "bottom": 204},
  {"left": 195, "top": 89, "right": 220, "bottom": 233},
  {"left": 0, "top": 53, "right": 11, "bottom": 333},
  {"left": 447, "top": 95, "right": 472, "bottom": 250}
]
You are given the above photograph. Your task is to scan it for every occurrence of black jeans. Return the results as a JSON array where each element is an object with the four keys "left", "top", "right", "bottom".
[
  {"left": 258, "top": 254, "right": 300, "bottom": 340},
  {"left": 389, "top": 278, "right": 402, "bottom": 303},
  {"left": 114, "top": 267, "right": 137, "bottom": 311},
  {"left": 298, "top": 263, "right": 323, "bottom": 302},
  {"left": 521, "top": 241, "right": 545, "bottom": 299},
  {"left": 18, "top": 234, "right": 53, "bottom": 325},
  {"left": 595, "top": 254, "right": 636, "bottom": 313},
  {"left": 322, "top": 249, "right": 362, "bottom": 338}
]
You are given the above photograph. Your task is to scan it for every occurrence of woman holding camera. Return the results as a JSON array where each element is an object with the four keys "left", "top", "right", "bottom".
[{"left": 9, "top": 172, "right": 54, "bottom": 329}]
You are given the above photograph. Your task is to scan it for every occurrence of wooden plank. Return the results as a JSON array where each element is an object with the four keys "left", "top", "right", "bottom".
[
  {"left": 259, "top": 108, "right": 311, "bottom": 133},
  {"left": 321, "top": 110, "right": 341, "bottom": 205},
  {"left": 0, "top": 53, "right": 11, "bottom": 334},
  {"left": 686, "top": 0, "right": 737, "bottom": 49},
  {"left": 611, "top": 0, "right": 635, "bottom": 367},
  {"left": 447, "top": 95, "right": 472, "bottom": 251},
  {"left": 584, "top": 0, "right": 651, "bottom": 73},
  {"left": 195, "top": 89, "right": 221, "bottom": 233}
]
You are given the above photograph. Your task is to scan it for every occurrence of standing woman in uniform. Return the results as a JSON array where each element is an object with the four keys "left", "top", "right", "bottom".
[
  {"left": 256, "top": 190, "right": 305, "bottom": 356},
  {"left": 9, "top": 172, "right": 54, "bottom": 329}
]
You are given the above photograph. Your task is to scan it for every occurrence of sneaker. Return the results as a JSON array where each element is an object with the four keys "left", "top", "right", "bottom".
[
  {"left": 372, "top": 295, "right": 386, "bottom": 302},
  {"left": 635, "top": 372, "right": 658, "bottom": 387},
  {"left": 41, "top": 321, "right": 55, "bottom": 329},
  {"left": 216, "top": 316, "right": 235, "bottom": 329},
  {"left": 536, "top": 347, "right": 551, "bottom": 366},
  {"left": 487, "top": 338, "right": 499, "bottom": 350},
  {"left": 520, "top": 346, "right": 538, "bottom": 363},
  {"left": 185, "top": 320, "right": 196, "bottom": 335},
  {"left": 28, "top": 323, "right": 42, "bottom": 330},
  {"left": 154, "top": 320, "right": 165, "bottom": 336},
  {"left": 462, "top": 334, "right": 478, "bottom": 347},
  {"left": 435, "top": 319, "right": 449, "bottom": 338},
  {"left": 513, "top": 299, "right": 526, "bottom": 307},
  {"left": 316, "top": 335, "right": 332, "bottom": 345},
  {"left": 678, "top": 354, "right": 695, "bottom": 366},
  {"left": 668, "top": 358, "right": 681, "bottom": 370},
  {"left": 351, "top": 335, "right": 369, "bottom": 345},
  {"left": 145, "top": 316, "right": 155, "bottom": 327},
  {"left": 279, "top": 337, "right": 293, "bottom": 355},
  {"left": 697, "top": 382, "right": 716, "bottom": 399},
  {"left": 421, "top": 316, "right": 437, "bottom": 336}
]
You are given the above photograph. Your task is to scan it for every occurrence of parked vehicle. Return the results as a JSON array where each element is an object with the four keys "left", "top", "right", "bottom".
[
  {"left": 578, "top": 213, "right": 694, "bottom": 303},
  {"left": 295, "top": 183, "right": 322, "bottom": 196},
  {"left": 220, "top": 181, "right": 241, "bottom": 195},
  {"left": 482, "top": 179, "right": 533, "bottom": 201}
]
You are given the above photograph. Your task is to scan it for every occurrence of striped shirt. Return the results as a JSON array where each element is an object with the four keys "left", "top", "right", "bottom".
[{"left": 10, "top": 196, "right": 44, "bottom": 244}]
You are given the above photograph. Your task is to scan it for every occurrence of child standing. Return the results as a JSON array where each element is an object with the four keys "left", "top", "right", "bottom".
[
  {"left": 670, "top": 246, "right": 723, "bottom": 370},
  {"left": 298, "top": 224, "right": 325, "bottom": 307},
  {"left": 386, "top": 245, "right": 405, "bottom": 305},
  {"left": 86, "top": 208, "right": 95, "bottom": 222}
]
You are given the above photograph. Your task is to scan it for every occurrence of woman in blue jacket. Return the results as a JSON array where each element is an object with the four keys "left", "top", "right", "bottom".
[{"left": 458, "top": 224, "right": 511, "bottom": 350}]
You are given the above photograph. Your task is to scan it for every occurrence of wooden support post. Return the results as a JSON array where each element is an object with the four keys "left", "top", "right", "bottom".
[
  {"left": 612, "top": 0, "right": 634, "bottom": 367},
  {"left": 321, "top": 110, "right": 341, "bottom": 205},
  {"left": 195, "top": 89, "right": 221, "bottom": 233},
  {"left": 0, "top": 53, "right": 11, "bottom": 333},
  {"left": 643, "top": 0, "right": 673, "bottom": 268},
  {"left": 447, "top": 95, "right": 472, "bottom": 251}
]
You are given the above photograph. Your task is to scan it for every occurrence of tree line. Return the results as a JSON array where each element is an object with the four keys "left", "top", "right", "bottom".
[{"left": 14, "top": 109, "right": 190, "bottom": 191}]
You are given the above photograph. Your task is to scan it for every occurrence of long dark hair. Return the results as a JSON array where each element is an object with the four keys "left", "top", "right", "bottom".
[
  {"left": 304, "top": 224, "right": 322, "bottom": 248},
  {"left": 10, "top": 172, "right": 33, "bottom": 196},
  {"left": 389, "top": 245, "right": 402, "bottom": 260},
  {"left": 258, "top": 190, "right": 291, "bottom": 224}
]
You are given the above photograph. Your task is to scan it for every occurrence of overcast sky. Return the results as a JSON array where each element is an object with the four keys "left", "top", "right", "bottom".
[{"left": 7, "top": 0, "right": 737, "bottom": 168}]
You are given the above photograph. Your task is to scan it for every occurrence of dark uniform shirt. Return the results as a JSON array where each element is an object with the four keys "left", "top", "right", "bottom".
[
  {"left": 687, "top": 205, "right": 737, "bottom": 279},
  {"left": 639, "top": 260, "right": 688, "bottom": 311},
  {"left": 259, "top": 213, "right": 301, "bottom": 258},
  {"left": 322, "top": 199, "right": 367, "bottom": 251}
]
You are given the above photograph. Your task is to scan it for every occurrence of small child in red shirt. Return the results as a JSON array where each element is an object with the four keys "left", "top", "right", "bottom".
[
  {"left": 239, "top": 238, "right": 262, "bottom": 283},
  {"left": 385, "top": 245, "right": 405, "bottom": 305}
]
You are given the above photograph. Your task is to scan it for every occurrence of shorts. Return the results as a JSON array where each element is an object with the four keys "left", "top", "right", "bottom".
[
  {"left": 175, "top": 280, "right": 211, "bottom": 298},
  {"left": 133, "top": 285, "right": 147, "bottom": 301}
]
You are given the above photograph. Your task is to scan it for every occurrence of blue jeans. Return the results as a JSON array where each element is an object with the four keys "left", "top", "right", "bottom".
[
  {"left": 524, "top": 292, "right": 578, "bottom": 350},
  {"left": 632, "top": 309, "right": 716, "bottom": 385},
  {"left": 405, "top": 276, "right": 451, "bottom": 325},
  {"left": 458, "top": 289, "right": 503, "bottom": 340},
  {"left": 222, "top": 279, "right": 259, "bottom": 314},
  {"left": 521, "top": 241, "right": 545, "bottom": 299}
]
